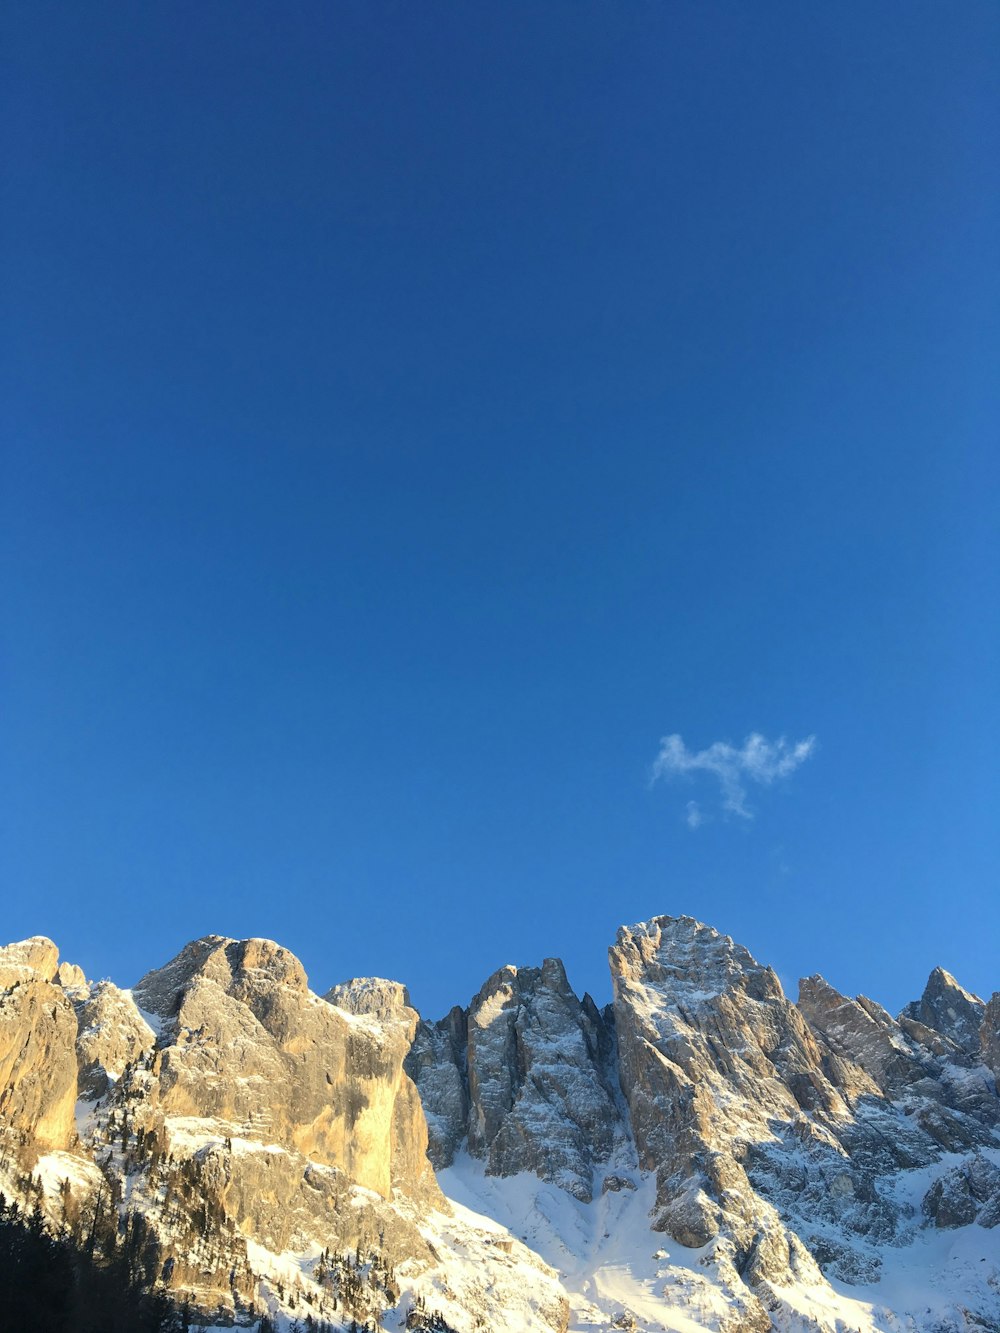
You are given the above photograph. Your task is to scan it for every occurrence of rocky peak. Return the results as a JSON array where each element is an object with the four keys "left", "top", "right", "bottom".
[
  {"left": 610, "top": 914, "right": 783, "bottom": 1005},
  {"left": 409, "top": 954, "right": 621, "bottom": 1201},
  {"left": 131, "top": 934, "right": 236, "bottom": 1017},
  {"left": 325, "top": 976, "right": 414, "bottom": 1026},
  {"left": 797, "top": 974, "right": 916, "bottom": 1098},
  {"left": 133, "top": 934, "right": 308, "bottom": 1027},
  {"left": 127, "top": 934, "right": 439, "bottom": 1203},
  {"left": 901, "top": 966, "right": 985, "bottom": 1055},
  {"left": 0, "top": 935, "right": 60, "bottom": 988},
  {"left": 610, "top": 914, "right": 851, "bottom": 1277}
]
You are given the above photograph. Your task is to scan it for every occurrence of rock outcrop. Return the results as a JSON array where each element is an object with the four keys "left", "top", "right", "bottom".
[
  {"left": 410, "top": 957, "right": 621, "bottom": 1201},
  {"left": 0, "top": 937, "right": 79, "bottom": 1153},
  {"left": 982, "top": 991, "right": 1000, "bottom": 1079},
  {"left": 73, "top": 980, "right": 157, "bottom": 1098},
  {"left": 923, "top": 1153, "right": 1000, "bottom": 1229},
  {"left": 902, "top": 966, "right": 986, "bottom": 1056},
  {"left": 610, "top": 916, "right": 847, "bottom": 1250},
  {"left": 133, "top": 936, "right": 438, "bottom": 1204},
  {"left": 56, "top": 960, "right": 88, "bottom": 989},
  {"left": 0, "top": 935, "right": 60, "bottom": 989}
]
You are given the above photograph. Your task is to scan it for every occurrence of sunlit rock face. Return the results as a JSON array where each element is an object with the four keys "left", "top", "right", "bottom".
[
  {"left": 74, "top": 980, "right": 156, "bottom": 1098},
  {"left": 0, "top": 935, "right": 60, "bottom": 989},
  {"left": 0, "top": 972, "right": 79, "bottom": 1151},
  {"left": 56, "top": 960, "right": 87, "bottom": 989},
  {"left": 798, "top": 974, "right": 914, "bottom": 1096},
  {"left": 609, "top": 917, "right": 846, "bottom": 1255},
  {"left": 800, "top": 972, "right": 999, "bottom": 1152},
  {"left": 134, "top": 935, "right": 438, "bottom": 1204},
  {"left": 0, "top": 937, "right": 80, "bottom": 1152}
]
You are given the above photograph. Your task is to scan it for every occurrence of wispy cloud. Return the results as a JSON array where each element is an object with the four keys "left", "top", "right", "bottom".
[
  {"left": 651, "top": 731, "right": 816, "bottom": 822},
  {"left": 685, "top": 800, "right": 704, "bottom": 829}
]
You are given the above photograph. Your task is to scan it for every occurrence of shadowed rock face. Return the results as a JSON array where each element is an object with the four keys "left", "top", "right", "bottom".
[
  {"left": 799, "top": 974, "right": 930, "bottom": 1097},
  {"left": 409, "top": 956, "right": 621, "bottom": 1201},
  {"left": 406, "top": 1003, "right": 469, "bottom": 1168},
  {"left": 466, "top": 958, "right": 620, "bottom": 1201},
  {"left": 982, "top": 993, "right": 1000, "bottom": 1080},
  {"left": 902, "top": 967, "right": 986, "bottom": 1056}
]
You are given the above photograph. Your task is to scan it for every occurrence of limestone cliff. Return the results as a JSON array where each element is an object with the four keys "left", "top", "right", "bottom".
[
  {"left": 130, "top": 936, "right": 439, "bottom": 1204},
  {"left": 0, "top": 973, "right": 78, "bottom": 1152}
]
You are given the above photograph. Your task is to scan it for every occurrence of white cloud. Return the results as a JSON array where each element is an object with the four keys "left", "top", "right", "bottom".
[
  {"left": 652, "top": 731, "right": 816, "bottom": 822},
  {"left": 685, "top": 800, "right": 704, "bottom": 829}
]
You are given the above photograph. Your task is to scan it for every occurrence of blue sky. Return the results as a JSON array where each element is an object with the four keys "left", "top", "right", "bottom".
[{"left": 2, "top": 2, "right": 998, "bottom": 1018}]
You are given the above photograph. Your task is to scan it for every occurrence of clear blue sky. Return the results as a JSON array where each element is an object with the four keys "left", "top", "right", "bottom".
[{"left": 2, "top": 2, "right": 998, "bottom": 1018}]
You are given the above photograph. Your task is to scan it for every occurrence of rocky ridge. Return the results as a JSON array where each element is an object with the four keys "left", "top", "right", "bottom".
[{"left": 0, "top": 918, "right": 999, "bottom": 1333}]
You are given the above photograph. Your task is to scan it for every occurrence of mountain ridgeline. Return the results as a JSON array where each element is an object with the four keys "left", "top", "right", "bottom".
[{"left": 1, "top": 916, "right": 999, "bottom": 1333}]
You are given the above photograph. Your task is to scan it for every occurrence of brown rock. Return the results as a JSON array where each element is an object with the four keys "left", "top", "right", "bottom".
[
  {"left": 0, "top": 936, "right": 60, "bottom": 989},
  {"left": 134, "top": 936, "right": 438, "bottom": 1203},
  {"left": 0, "top": 975, "right": 78, "bottom": 1151},
  {"left": 74, "top": 981, "right": 157, "bottom": 1098}
]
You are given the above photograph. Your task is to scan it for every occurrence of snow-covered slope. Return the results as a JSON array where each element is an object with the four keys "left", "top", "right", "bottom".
[{"left": 439, "top": 1151, "right": 1000, "bottom": 1333}]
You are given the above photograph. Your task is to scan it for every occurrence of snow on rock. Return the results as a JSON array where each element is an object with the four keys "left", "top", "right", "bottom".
[
  {"left": 610, "top": 917, "right": 847, "bottom": 1254},
  {"left": 0, "top": 934, "right": 60, "bottom": 988},
  {"left": 410, "top": 956, "right": 622, "bottom": 1202},
  {"left": 73, "top": 980, "right": 157, "bottom": 1097},
  {"left": 901, "top": 966, "right": 986, "bottom": 1057},
  {"left": 324, "top": 975, "right": 413, "bottom": 1027},
  {"left": 439, "top": 1152, "right": 766, "bottom": 1333}
]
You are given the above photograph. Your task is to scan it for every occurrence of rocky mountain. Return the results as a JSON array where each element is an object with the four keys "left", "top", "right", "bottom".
[{"left": 1, "top": 916, "right": 999, "bottom": 1333}]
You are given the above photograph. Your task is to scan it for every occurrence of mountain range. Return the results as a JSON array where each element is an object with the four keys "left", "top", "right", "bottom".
[{"left": 2, "top": 914, "right": 999, "bottom": 1332}]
